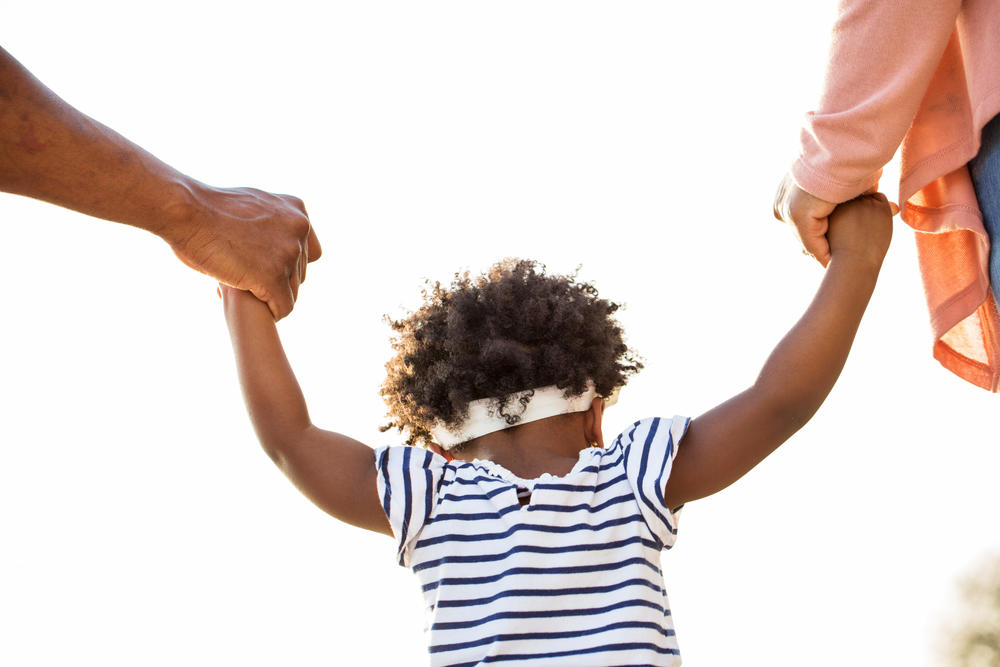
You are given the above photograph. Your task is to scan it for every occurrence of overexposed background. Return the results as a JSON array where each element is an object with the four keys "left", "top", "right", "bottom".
[{"left": 2, "top": 2, "right": 998, "bottom": 665}]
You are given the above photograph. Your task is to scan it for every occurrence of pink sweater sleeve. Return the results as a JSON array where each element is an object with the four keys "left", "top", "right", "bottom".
[{"left": 792, "top": 0, "right": 962, "bottom": 203}]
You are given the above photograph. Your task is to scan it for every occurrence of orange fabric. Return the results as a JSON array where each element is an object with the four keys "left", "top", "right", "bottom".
[{"left": 791, "top": 0, "right": 1000, "bottom": 391}]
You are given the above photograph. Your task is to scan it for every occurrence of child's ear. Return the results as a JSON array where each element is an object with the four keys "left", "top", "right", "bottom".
[
  {"left": 583, "top": 397, "right": 605, "bottom": 448},
  {"left": 426, "top": 442, "right": 454, "bottom": 461}
]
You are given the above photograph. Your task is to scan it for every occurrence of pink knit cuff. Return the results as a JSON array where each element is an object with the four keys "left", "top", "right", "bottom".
[{"left": 790, "top": 158, "right": 883, "bottom": 205}]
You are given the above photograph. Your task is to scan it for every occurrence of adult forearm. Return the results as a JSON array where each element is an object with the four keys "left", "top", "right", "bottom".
[
  {"left": 0, "top": 47, "right": 198, "bottom": 238},
  {"left": 753, "top": 256, "right": 880, "bottom": 432},
  {"left": 222, "top": 289, "right": 312, "bottom": 454},
  {"left": 793, "top": 0, "right": 961, "bottom": 203},
  {"left": 2, "top": 47, "right": 319, "bottom": 320}
]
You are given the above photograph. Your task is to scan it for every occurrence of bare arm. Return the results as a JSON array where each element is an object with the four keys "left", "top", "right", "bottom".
[
  {"left": 221, "top": 285, "right": 390, "bottom": 535},
  {"left": 0, "top": 46, "right": 320, "bottom": 319},
  {"left": 665, "top": 194, "right": 893, "bottom": 509}
]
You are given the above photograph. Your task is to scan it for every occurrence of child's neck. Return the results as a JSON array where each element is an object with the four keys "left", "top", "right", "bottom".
[{"left": 453, "top": 412, "right": 598, "bottom": 480}]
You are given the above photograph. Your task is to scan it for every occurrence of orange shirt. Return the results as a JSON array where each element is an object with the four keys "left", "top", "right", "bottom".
[{"left": 791, "top": 0, "right": 1000, "bottom": 391}]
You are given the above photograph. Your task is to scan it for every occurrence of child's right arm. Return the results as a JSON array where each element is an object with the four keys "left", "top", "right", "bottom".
[
  {"left": 664, "top": 194, "right": 895, "bottom": 510},
  {"left": 221, "top": 286, "right": 391, "bottom": 536}
]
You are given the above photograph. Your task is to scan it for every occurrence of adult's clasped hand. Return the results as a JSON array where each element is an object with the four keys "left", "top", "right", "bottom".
[
  {"left": 773, "top": 173, "right": 898, "bottom": 268},
  {"left": 166, "top": 185, "right": 322, "bottom": 320},
  {"left": 0, "top": 45, "right": 321, "bottom": 320}
]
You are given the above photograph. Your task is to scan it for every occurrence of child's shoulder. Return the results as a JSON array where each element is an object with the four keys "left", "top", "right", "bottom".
[{"left": 611, "top": 415, "right": 691, "bottom": 452}]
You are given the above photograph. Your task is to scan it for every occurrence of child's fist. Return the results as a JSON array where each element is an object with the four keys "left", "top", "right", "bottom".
[{"left": 826, "top": 193, "right": 895, "bottom": 269}]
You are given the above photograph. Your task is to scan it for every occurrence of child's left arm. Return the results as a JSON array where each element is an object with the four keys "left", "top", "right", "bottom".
[
  {"left": 664, "top": 194, "right": 894, "bottom": 510},
  {"left": 221, "top": 285, "right": 391, "bottom": 536}
]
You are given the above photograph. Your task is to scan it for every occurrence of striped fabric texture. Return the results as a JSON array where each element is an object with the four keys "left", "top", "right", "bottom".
[{"left": 375, "top": 416, "right": 690, "bottom": 666}]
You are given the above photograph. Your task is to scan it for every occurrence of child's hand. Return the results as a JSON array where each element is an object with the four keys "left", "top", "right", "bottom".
[{"left": 826, "top": 193, "right": 896, "bottom": 269}]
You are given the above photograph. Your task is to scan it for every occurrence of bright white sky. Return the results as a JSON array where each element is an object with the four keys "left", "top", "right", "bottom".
[{"left": 2, "top": 2, "right": 998, "bottom": 665}]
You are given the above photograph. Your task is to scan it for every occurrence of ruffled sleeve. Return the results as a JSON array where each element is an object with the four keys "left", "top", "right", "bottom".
[
  {"left": 619, "top": 416, "right": 690, "bottom": 550},
  {"left": 373, "top": 446, "right": 449, "bottom": 567}
]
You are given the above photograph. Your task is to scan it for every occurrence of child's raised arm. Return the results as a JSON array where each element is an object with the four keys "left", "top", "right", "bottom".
[
  {"left": 221, "top": 286, "right": 390, "bottom": 536},
  {"left": 664, "top": 194, "right": 895, "bottom": 509}
]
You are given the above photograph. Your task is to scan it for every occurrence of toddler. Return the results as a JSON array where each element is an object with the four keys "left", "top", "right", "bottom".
[{"left": 221, "top": 194, "right": 894, "bottom": 666}]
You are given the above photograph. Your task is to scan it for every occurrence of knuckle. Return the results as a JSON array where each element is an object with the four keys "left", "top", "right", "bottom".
[
  {"left": 278, "top": 208, "right": 310, "bottom": 237},
  {"left": 280, "top": 240, "right": 303, "bottom": 265},
  {"left": 282, "top": 195, "right": 309, "bottom": 216},
  {"left": 239, "top": 186, "right": 266, "bottom": 200},
  {"left": 290, "top": 216, "right": 311, "bottom": 238}
]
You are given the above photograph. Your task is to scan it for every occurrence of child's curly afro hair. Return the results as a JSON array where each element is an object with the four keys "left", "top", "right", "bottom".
[{"left": 380, "top": 259, "right": 642, "bottom": 447}]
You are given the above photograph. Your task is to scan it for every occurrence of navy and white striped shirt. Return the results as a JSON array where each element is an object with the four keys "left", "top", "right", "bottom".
[{"left": 375, "top": 416, "right": 690, "bottom": 667}]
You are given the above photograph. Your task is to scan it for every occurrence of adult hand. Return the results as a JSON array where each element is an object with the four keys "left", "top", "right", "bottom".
[
  {"left": 0, "top": 47, "right": 322, "bottom": 320},
  {"left": 772, "top": 173, "right": 838, "bottom": 267},
  {"left": 166, "top": 185, "right": 321, "bottom": 320}
]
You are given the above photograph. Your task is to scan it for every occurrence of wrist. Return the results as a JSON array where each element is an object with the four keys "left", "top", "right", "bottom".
[
  {"left": 827, "top": 250, "right": 884, "bottom": 283},
  {"left": 149, "top": 176, "right": 213, "bottom": 246},
  {"left": 221, "top": 283, "right": 272, "bottom": 322}
]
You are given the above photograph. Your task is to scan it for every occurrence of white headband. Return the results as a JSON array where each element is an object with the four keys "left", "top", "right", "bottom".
[{"left": 430, "top": 381, "right": 618, "bottom": 450}]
